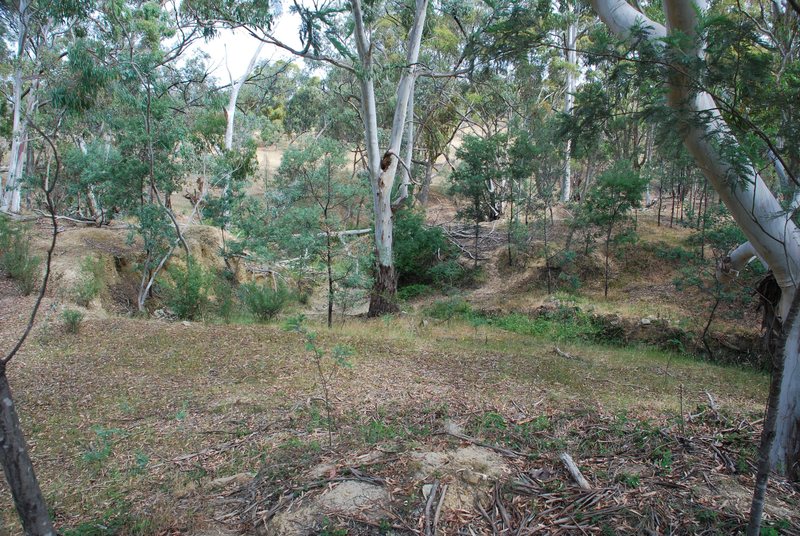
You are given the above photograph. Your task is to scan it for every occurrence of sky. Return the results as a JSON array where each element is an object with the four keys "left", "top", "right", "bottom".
[{"left": 190, "top": 10, "right": 305, "bottom": 82}]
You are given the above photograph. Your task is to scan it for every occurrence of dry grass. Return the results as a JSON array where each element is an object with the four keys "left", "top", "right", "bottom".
[{"left": 0, "top": 299, "right": 784, "bottom": 534}]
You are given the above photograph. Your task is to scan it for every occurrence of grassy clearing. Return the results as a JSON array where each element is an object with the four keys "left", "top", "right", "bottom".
[{"left": 0, "top": 308, "right": 778, "bottom": 534}]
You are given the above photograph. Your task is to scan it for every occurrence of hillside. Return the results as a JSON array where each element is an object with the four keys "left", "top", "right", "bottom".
[{"left": 0, "top": 209, "right": 796, "bottom": 535}]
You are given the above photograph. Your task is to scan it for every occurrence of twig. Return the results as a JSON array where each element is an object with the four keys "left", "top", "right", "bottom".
[
  {"left": 440, "top": 428, "right": 524, "bottom": 458},
  {"left": 424, "top": 480, "right": 439, "bottom": 536},
  {"left": 432, "top": 483, "right": 447, "bottom": 534}
]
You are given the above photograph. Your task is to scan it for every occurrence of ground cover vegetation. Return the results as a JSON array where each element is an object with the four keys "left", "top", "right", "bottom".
[{"left": 0, "top": 0, "right": 799, "bottom": 533}]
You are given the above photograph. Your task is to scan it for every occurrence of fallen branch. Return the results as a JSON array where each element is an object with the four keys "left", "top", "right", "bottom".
[
  {"left": 560, "top": 452, "right": 591, "bottom": 490},
  {"left": 424, "top": 480, "right": 439, "bottom": 536}
]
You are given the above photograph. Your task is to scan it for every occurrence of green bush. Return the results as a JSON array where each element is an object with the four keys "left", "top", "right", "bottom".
[
  {"left": 162, "top": 259, "right": 210, "bottom": 320},
  {"left": 424, "top": 297, "right": 474, "bottom": 321},
  {"left": 62, "top": 309, "right": 85, "bottom": 334},
  {"left": 239, "top": 282, "right": 290, "bottom": 321},
  {"left": 427, "top": 260, "right": 468, "bottom": 288},
  {"left": 396, "top": 283, "right": 432, "bottom": 301},
  {"left": 73, "top": 256, "right": 105, "bottom": 306},
  {"left": 213, "top": 275, "right": 237, "bottom": 322},
  {"left": 0, "top": 220, "right": 41, "bottom": 295},
  {"left": 394, "top": 209, "right": 459, "bottom": 287}
]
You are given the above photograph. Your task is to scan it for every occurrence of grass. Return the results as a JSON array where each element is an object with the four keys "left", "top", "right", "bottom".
[{"left": 0, "top": 310, "right": 772, "bottom": 533}]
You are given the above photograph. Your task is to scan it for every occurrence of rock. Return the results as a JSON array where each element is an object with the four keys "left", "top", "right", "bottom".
[
  {"left": 263, "top": 481, "right": 391, "bottom": 536},
  {"left": 460, "top": 469, "right": 483, "bottom": 485},
  {"left": 422, "top": 483, "right": 434, "bottom": 499},
  {"left": 640, "top": 318, "right": 651, "bottom": 326},
  {"left": 411, "top": 451, "right": 450, "bottom": 480}
]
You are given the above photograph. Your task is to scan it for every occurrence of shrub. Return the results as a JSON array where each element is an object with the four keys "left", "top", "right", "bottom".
[
  {"left": 213, "top": 275, "right": 237, "bottom": 323},
  {"left": 424, "top": 297, "right": 474, "bottom": 321},
  {"left": 62, "top": 309, "right": 85, "bottom": 334},
  {"left": 162, "top": 259, "right": 210, "bottom": 320},
  {"left": 240, "top": 282, "right": 290, "bottom": 321},
  {"left": 73, "top": 256, "right": 105, "bottom": 306},
  {"left": 396, "top": 283, "right": 432, "bottom": 301},
  {"left": 0, "top": 220, "right": 41, "bottom": 295},
  {"left": 394, "top": 209, "right": 458, "bottom": 287},
  {"left": 427, "top": 260, "right": 467, "bottom": 288}
]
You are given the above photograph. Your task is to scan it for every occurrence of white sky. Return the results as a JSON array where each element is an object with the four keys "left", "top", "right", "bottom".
[{"left": 190, "top": 10, "right": 305, "bottom": 82}]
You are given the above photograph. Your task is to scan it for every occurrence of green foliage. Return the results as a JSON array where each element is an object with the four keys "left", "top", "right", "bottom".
[
  {"left": 492, "top": 310, "right": 600, "bottom": 342},
  {"left": 655, "top": 245, "right": 697, "bottom": 264},
  {"left": 62, "top": 309, "right": 85, "bottom": 334},
  {"left": 0, "top": 220, "right": 41, "bottom": 295},
  {"left": 394, "top": 209, "right": 460, "bottom": 287},
  {"left": 583, "top": 162, "right": 648, "bottom": 228},
  {"left": 202, "top": 144, "right": 259, "bottom": 239},
  {"left": 361, "top": 418, "right": 399, "bottom": 444},
  {"left": 427, "top": 261, "right": 469, "bottom": 288},
  {"left": 212, "top": 273, "right": 238, "bottom": 323},
  {"left": 73, "top": 256, "right": 105, "bottom": 306},
  {"left": 424, "top": 298, "right": 475, "bottom": 321},
  {"left": 82, "top": 426, "right": 125, "bottom": 464},
  {"left": 615, "top": 472, "right": 640, "bottom": 488},
  {"left": 396, "top": 284, "right": 432, "bottom": 301},
  {"left": 652, "top": 447, "right": 673, "bottom": 471},
  {"left": 283, "top": 315, "right": 354, "bottom": 446},
  {"left": 449, "top": 134, "right": 508, "bottom": 227},
  {"left": 240, "top": 282, "right": 290, "bottom": 322},
  {"left": 161, "top": 260, "right": 210, "bottom": 321}
]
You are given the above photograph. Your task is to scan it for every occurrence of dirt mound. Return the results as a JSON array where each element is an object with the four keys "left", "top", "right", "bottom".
[
  {"left": 412, "top": 445, "right": 511, "bottom": 510},
  {"left": 42, "top": 223, "right": 227, "bottom": 313},
  {"left": 262, "top": 480, "right": 391, "bottom": 535}
]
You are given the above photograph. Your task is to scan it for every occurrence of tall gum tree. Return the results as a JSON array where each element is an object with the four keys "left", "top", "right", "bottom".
[
  {"left": 351, "top": 0, "right": 428, "bottom": 315},
  {"left": 591, "top": 0, "right": 800, "bottom": 480},
  {"left": 186, "top": 0, "right": 429, "bottom": 315}
]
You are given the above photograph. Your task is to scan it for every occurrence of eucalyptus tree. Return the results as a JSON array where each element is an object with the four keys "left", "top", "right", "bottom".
[
  {"left": 582, "top": 161, "right": 647, "bottom": 297},
  {"left": 272, "top": 137, "right": 369, "bottom": 327},
  {"left": 188, "top": 0, "right": 431, "bottom": 315},
  {"left": 449, "top": 133, "right": 509, "bottom": 267},
  {"left": 590, "top": 0, "right": 800, "bottom": 515},
  {"left": 56, "top": 1, "right": 206, "bottom": 310},
  {"left": 0, "top": 0, "right": 95, "bottom": 213}
]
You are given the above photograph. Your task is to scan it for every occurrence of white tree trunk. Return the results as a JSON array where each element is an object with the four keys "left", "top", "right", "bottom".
[
  {"left": 225, "top": 42, "right": 265, "bottom": 151},
  {"left": 394, "top": 80, "right": 416, "bottom": 207},
  {"left": 593, "top": 0, "right": 800, "bottom": 476},
  {"left": 352, "top": 0, "right": 428, "bottom": 315},
  {"left": 3, "top": 0, "right": 31, "bottom": 215},
  {"left": 561, "top": 11, "right": 577, "bottom": 203}
]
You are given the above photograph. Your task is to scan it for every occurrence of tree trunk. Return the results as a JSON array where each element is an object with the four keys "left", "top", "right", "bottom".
[
  {"left": 604, "top": 225, "right": 612, "bottom": 298},
  {"left": 748, "top": 289, "right": 800, "bottom": 535},
  {"left": 3, "top": 0, "right": 32, "bottom": 215},
  {"left": 326, "top": 229, "right": 334, "bottom": 329},
  {"left": 561, "top": 12, "right": 577, "bottom": 203},
  {"left": 367, "top": 264, "right": 399, "bottom": 316},
  {"left": 474, "top": 219, "right": 480, "bottom": 270},
  {"left": 417, "top": 159, "right": 434, "bottom": 207},
  {"left": 225, "top": 42, "right": 265, "bottom": 151},
  {"left": 593, "top": 0, "right": 800, "bottom": 478},
  {"left": 0, "top": 369, "right": 55, "bottom": 536},
  {"left": 394, "top": 80, "right": 415, "bottom": 208},
  {"left": 352, "top": 0, "right": 428, "bottom": 316}
]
